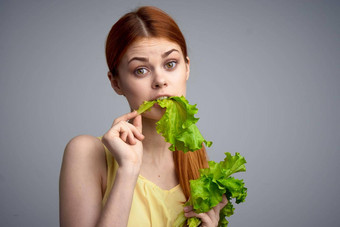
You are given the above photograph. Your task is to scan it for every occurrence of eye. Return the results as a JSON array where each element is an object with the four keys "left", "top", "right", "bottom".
[
  {"left": 165, "top": 61, "right": 177, "bottom": 70},
  {"left": 135, "top": 67, "right": 148, "bottom": 76}
]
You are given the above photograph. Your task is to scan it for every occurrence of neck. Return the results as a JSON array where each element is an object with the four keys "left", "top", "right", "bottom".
[{"left": 141, "top": 117, "right": 172, "bottom": 163}]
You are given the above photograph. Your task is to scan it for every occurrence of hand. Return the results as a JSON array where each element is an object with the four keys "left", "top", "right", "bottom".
[
  {"left": 102, "top": 111, "right": 144, "bottom": 173},
  {"left": 183, "top": 195, "right": 228, "bottom": 227}
]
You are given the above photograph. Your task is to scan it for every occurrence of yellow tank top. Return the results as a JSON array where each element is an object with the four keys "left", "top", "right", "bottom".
[{"left": 101, "top": 143, "right": 186, "bottom": 227}]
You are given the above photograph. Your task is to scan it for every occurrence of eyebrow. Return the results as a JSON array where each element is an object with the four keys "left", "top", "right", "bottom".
[
  {"left": 127, "top": 49, "right": 179, "bottom": 64},
  {"left": 162, "top": 49, "right": 179, "bottom": 58},
  {"left": 128, "top": 57, "right": 148, "bottom": 64}
]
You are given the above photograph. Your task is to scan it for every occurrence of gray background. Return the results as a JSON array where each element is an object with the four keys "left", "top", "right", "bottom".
[{"left": 1, "top": 0, "right": 339, "bottom": 226}]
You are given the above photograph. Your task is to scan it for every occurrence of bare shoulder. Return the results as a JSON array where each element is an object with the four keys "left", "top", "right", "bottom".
[
  {"left": 65, "top": 135, "right": 104, "bottom": 154},
  {"left": 63, "top": 135, "right": 105, "bottom": 164},
  {"left": 61, "top": 135, "right": 106, "bottom": 183}
]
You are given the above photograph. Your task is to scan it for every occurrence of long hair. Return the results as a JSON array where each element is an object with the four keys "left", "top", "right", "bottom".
[{"left": 105, "top": 6, "right": 208, "bottom": 199}]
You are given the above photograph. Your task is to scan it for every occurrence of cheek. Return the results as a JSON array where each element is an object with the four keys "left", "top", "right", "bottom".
[
  {"left": 175, "top": 70, "right": 188, "bottom": 92},
  {"left": 121, "top": 81, "right": 147, "bottom": 108}
]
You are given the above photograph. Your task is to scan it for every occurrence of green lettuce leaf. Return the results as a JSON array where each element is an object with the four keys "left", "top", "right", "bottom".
[
  {"left": 136, "top": 96, "right": 212, "bottom": 153},
  {"left": 187, "top": 217, "right": 201, "bottom": 227},
  {"left": 173, "top": 152, "right": 247, "bottom": 227},
  {"left": 136, "top": 100, "right": 156, "bottom": 114}
]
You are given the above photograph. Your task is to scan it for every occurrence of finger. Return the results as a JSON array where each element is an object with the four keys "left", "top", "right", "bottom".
[
  {"left": 125, "top": 121, "right": 144, "bottom": 141},
  {"left": 133, "top": 114, "right": 143, "bottom": 133},
  {"left": 184, "top": 210, "right": 198, "bottom": 218},
  {"left": 113, "top": 110, "right": 138, "bottom": 125},
  {"left": 203, "top": 210, "right": 219, "bottom": 227},
  {"left": 183, "top": 206, "right": 193, "bottom": 213},
  {"left": 116, "top": 123, "right": 138, "bottom": 145},
  {"left": 120, "top": 131, "right": 128, "bottom": 142},
  {"left": 208, "top": 207, "right": 220, "bottom": 225},
  {"left": 212, "top": 205, "right": 220, "bottom": 218},
  {"left": 126, "top": 131, "right": 136, "bottom": 145},
  {"left": 212, "top": 195, "right": 228, "bottom": 217},
  {"left": 221, "top": 194, "right": 228, "bottom": 207},
  {"left": 113, "top": 120, "right": 143, "bottom": 142},
  {"left": 215, "top": 195, "right": 228, "bottom": 210}
]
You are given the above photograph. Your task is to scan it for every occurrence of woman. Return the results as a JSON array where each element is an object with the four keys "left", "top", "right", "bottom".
[{"left": 59, "top": 6, "right": 227, "bottom": 227}]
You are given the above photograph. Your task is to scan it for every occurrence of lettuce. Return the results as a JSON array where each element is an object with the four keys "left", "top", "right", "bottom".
[
  {"left": 136, "top": 96, "right": 212, "bottom": 152},
  {"left": 173, "top": 152, "right": 247, "bottom": 227}
]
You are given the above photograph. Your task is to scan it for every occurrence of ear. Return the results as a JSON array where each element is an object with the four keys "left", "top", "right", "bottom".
[
  {"left": 107, "top": 71, "right": 124, "bottom": 95},
  {"left": 185, "top": 56, "right": 190, "bottom": 80}
]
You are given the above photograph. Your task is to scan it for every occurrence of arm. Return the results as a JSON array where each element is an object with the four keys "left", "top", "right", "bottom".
[
  {"left": 97, "top": 167, "right": 138, "bottom": 226},
  {"left": 59, "top": 135, "right": 107, "bottom": 227},
  {"left": 59, "top": 111, "right": 144, "bottom": 227}
]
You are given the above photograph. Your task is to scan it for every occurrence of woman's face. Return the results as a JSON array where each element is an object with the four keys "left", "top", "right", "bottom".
[{"left": 110, "top": 37, "right": 190, "bottom": 120}]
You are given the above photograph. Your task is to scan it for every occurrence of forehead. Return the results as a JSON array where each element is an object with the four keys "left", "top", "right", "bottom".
[{"left": 124, "top": 38, "right": 182, "bottom": 58}]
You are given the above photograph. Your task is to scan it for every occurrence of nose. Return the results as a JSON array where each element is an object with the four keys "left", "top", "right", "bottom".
[{"left": 152, "top": 71, "right": 168, "bottom": 89}]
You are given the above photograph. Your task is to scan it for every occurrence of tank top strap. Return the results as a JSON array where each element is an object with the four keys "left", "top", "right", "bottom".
[{"left": 97, "top": 137, "right": 119, "bottom": 206}]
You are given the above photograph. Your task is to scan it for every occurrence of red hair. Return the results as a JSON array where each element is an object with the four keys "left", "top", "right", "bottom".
[
  {"left": 105, "top": 6, "right": 208, "bottom": 199},
  {"left": 106, "top": 6, "right": 188, "bottom": 76}
]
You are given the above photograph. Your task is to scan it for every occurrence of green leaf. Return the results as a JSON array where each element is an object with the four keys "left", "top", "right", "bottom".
[
  {"left": 136, "top": 100, "right": 157, "bottom": 114},
  {"left": 190, "top": 176, "right": 225, "bottom": 213},
  {"left": 221, "top": 152, "right": 247, "bottom": 176},
  {"left": 220, "top": 177, "right": 247, "bottom": 204},
  {"left": 187, "top": 217, "right": 201, "bottom": 227},
  {"left": 218, "top": 203, "right": 234, "bottom": 226},
  {"left": 136, "top": 96, "right": 212, "bottom": 152}
]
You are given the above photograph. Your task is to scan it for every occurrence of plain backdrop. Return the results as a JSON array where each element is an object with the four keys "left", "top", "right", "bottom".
[{"left": 1, "top": 0, "right": 339, "bottom": 226}]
